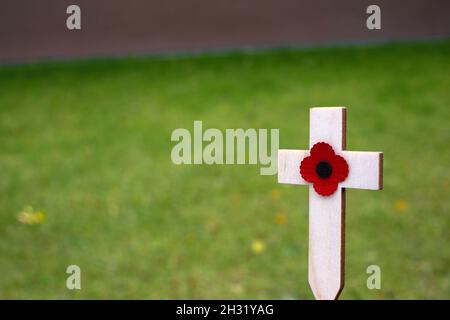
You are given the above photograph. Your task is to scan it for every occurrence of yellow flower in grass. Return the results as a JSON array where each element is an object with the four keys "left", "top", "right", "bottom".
[
  {"left": 17, "top": 206, "right": 47, "bottom": 225},
  {"left": 274, "top": 212, "right": 286, "bottom": 225},
  {"left": 230, "top": 283, "right": 244, "bottom": 295},
  {"left": 394, "top": 199, "right": 408, "bottom": 213},
  {"left": 251, "top": 239, "right": 266, "bottom": 254},
  {"left": 270, "top": 189, "right": 281, "bottom": 200}
]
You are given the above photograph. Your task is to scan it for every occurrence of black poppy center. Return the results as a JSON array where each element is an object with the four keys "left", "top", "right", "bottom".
[{"left": 316, "top": 161, "right": 333, "bottom": 179}]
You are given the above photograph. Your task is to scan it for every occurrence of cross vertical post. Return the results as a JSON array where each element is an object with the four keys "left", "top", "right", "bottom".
[{"left": 278, "top": 107, "right": 383, "bottom": 300}]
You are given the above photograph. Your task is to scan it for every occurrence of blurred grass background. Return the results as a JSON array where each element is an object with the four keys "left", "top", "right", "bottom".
[{"left": 0, "top": 41, "right": 449, "bottom": 299}]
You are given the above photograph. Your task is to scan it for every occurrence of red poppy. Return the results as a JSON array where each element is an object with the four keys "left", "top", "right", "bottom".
[{"left": 300, "top": 142, "right": 349, "bottom": 196}]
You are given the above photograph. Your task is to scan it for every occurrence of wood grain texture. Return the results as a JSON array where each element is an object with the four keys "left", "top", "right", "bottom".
[
  {"left": 340, "top": 151, "right": 383, "bottom": 190},
  {"left": 309, "top": 107, "right": 346, "bottom": 150},
  {"left": 308, "top": 107, "right": 346, "bottom": 300},
  {"left": 277, "top": 149, "right": 309, "bottom": 185},
  {"left": 308, "top": 187, "right": 345, "bottom": 300}
]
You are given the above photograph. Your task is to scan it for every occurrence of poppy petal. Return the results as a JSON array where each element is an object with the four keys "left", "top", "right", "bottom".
[
  {"left": 300, "top": 156, "right": 317, "bottom": 183},
  {"left": 310, "top": 142, "right": 335, "bottom": 159},
  {"left": 331, "top": 155, "right": 349, "bottom": 183},
  {"left": 313, "top": 180, "right": 339, "bottom": 196}
]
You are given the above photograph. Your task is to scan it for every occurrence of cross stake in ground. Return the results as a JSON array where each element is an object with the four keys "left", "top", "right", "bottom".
[{"left": 278, "top": 107, "right": 383, "bottom": 300}]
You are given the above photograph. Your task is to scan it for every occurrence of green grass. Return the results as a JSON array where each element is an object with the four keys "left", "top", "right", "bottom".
[{"left": 0, "top": 41, "right": 449, "bottom": 299}]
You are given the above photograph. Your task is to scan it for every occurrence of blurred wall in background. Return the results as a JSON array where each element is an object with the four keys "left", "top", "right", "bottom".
[{"left": 1, "top": 0, "right": 449, "bottom": 63}]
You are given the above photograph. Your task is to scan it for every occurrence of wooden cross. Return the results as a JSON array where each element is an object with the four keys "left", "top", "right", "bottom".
[{"left": 278, "top": 107, "right": 383, "bottom": 300}]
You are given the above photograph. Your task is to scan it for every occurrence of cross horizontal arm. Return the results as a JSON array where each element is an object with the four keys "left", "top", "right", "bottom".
[
  {"left": 278, "top": 149, "right": 309, "bottom": 185},
  {"left": 340, "top": 151, "right": 383, "bottom": 190},
  {"left": 278, "top": 149, "right": 383, "bottom": 190}
]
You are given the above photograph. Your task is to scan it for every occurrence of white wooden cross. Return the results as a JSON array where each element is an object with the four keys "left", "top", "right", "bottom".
[{"left": 278, "top": 107, "right": 383, "bottom": 300}]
